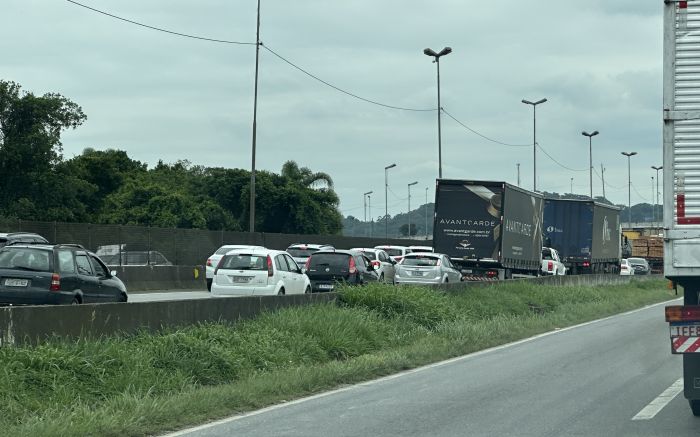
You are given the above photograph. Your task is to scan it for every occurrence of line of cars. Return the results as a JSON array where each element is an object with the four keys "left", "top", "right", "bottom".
[
  {"left": 619, "top": 257, "right": 651, "bottom": 276},
  {"left": 205, "top": 243, "right": 463, "bottom": 296}
]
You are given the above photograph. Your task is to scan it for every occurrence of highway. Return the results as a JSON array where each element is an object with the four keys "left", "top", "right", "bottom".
[{"left": 165, "top": 298, "right": 700, "bottom": 437}]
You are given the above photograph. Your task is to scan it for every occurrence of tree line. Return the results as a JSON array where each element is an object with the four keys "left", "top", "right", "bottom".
[{"left": 0, "top": 80, "right": 342, "bottom": 234}]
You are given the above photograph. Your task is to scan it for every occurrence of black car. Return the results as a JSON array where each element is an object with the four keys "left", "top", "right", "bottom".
[
  {"left": 0, "top": 244, "right": 128, "bottom": 305},
  {"left": 305, "top": 250, "right": 379, "bottom": 292},
  {"left": 0, "top": 232, "right": 49, "bottom": 248}
]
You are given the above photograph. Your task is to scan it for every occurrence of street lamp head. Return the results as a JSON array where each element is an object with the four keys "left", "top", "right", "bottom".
[
  {"left": 408, "top": 181, "right": 418, "bottom": 187},
  {"left": 364, "top": 191, "right": 373, "bottom": 196},
  {"left": 423, "top": 48, "right": 438, "bottom": 57},
  {"left": 522, "top": 99, "right": 532, "bottom": 105},
  {"left": 592, "top": 131, "right": 599, "bottom": 136},
  {"left": 385, "top": 163, "right": 397, "bottom": 170},
  {"left": 582, "top": 130, "right": 599, "bottom": 137},
  {"left": 535, "top": 98, "right": 548, "bottom": 105},
  {"left": 652, "top": 165, "right": 663, "bottom": 171},
  {"left": 621, "top": 151, "right": 637, "bottom": 157},
  {"left": 438, "top": 47, "right": 452, "bottom": 57}
]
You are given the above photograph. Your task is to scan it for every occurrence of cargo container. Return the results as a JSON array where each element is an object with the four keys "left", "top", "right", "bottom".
[
  {"left": 432, "top": 180, "right": 543, "bottom": 280},
  {"left": 542, "top": 199, "right": 621, "bottom": 274}
]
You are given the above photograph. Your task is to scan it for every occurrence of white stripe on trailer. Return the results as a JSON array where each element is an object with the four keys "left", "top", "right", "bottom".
[{"left": 676, "top": 336, "right": 697, "bottom": 353}]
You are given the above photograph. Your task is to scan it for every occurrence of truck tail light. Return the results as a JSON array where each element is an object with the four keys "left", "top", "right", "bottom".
[
  {"left": 50, "top": 273, "right": 61, "bottom": 292},
  {"left": 548, "top": 261, "right": 553, "bottom": 271},
  {"left": 666, "top": 306, "right": 700, "bottom": 323},
  {"left": 583, "top": 261, "right": 590, "bottom": 268},
  {"left": 486, "top": 270, "right": 498, "bottom": 278}
]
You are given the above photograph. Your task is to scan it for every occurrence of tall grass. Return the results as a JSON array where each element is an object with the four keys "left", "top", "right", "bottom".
[{"left": 0, "top": 279, "right": 673, "bottom": 436}]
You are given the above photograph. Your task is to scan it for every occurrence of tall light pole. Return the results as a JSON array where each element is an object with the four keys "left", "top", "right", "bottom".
[
  {"left": 652, "top": 165, "right": 663, "bottom": 228},
  {"left": 651, "top": 176, "right": 655, "bottom": 225},
  {"left": 570, "top": 177, "right": 573, "bottom": 194},
  {"left": 522, "top": 98, "right": 547, "bottom": 191},
  {"left": 622, "top": 151, "right": 638, "bottom": 226},
  {"left": 368, "top": 193, "right": 373, "bottom": 238},
  {"left": 424, "top": 47, "right": 452, "bottom": 179},
  {"left": 582, "top": 131, "right": 599, "bottom": 199},
  {"left": 425, "top": 187, "right": 429, "bottom": 240},
  {"left": 385, "top": 163, "right": 396, "bottom": 240},
  {"left": 249, "top": 0, "right": 262, "bottom": 233},
  {"left": 516, "top": 163, "right": 521, "bottom": 187},
  {"left": 407, "top": 181, "right": 418, "bottom": 238},
  {"left": 363, "top": 191, "right": 373, "bottom": 236}
]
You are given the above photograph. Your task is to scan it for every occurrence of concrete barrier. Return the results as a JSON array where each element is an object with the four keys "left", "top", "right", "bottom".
[
  {"left": 0, "top": 293, "right": 337, "bottom": 346},
  {"left": 115, "top": 265, "right": 206, "bottom": 292}
]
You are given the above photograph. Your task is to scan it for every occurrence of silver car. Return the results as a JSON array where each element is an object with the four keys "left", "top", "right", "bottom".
[
  {"left": 350, "top": 248, "right": 397, "bottom": 284},
  {"left": 394, "top": 253, "right": 462, "bottom": 285}
]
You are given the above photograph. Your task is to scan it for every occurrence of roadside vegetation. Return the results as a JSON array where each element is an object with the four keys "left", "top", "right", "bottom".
[{"left": 0, "top": 279, "right": 674, "bottom": 436}]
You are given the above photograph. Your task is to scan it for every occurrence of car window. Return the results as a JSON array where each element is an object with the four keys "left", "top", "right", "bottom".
[
  {"left": 0, "top": 248, "right": 52, "bottom": 271},
  {"left": 57, "top": 250, "right": 76, "bottom": 273},
  {"left": 358, "top": 255, "right": 370, "bottom": 270},
  {"left": 360, "top": 251, "right": 377, "bottom": 260},
  {"left": 403, "top": 256, "right": 440, "bottom": 266},
  {"left": 275, "top": 255, "right": 289, "bottom": 272},
  {"left": 382, "top": 248, "right": 403, "bottom": 257},
  {"left": 90, "top": 255, "right": 110, "bottom": 278},
  {"left": 309, "top": 253, "right": 351, "bottom": 269},
  {"left": 76, "top": 254, "right": 94, "bottom": 276},
  {"left": 542, "top": 249, "right": 553, "bottom": 260},
  {"left": 219, "top": 254, "right": 267, "bottom": 271},
  {"left": 284, "top": 255, "right": 300, "bottom": 272}
]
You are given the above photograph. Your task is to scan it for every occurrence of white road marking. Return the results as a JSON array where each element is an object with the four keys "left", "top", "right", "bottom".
[
  {"left": 163, "top": 297, "right": 681, "bottom": 436},
  {"left": 632, "top": 378, "right": 684, "bottom": 421}
]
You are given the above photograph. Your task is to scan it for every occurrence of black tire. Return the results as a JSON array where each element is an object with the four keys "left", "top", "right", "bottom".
[
  {"left": 277, "top": 288, "right": 285, "bottom": 296},
  {"left": 71, "top": 297, "right": 80, "bottom": 305},
  {"left": 690, "top": 400, "right": 700, "bottom": 416},
  {"left": 305, "top": 286, "right": 311, "bottom": 294},
  {"left": 379, "top": 273, "right": 385, "bottom": 283},
  {"left": 120, "top": 292, "right": 128, "bottom": 303},
  {"left": 443, "top": 277, "right": 449, "bottom": 284},
  {"left": 206, "top": 278, "right": 212, "bottom": 292}
]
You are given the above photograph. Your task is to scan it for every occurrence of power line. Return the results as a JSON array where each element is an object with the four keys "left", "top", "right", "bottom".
[
  {"left": 592, "top": 167, "right": 625, "bottom": 190},
  {"left": 66, "top": 0, "right": 256, "bottom": 45},
  {"left": 262, "top": 45, "right": 436, "bottom": 112},
  {"left": 536, "top": 143, "right": 588, "bottom": 172},
  {"left": 631, "top": 182, "right": 650, "bottom": 202},
  {"left": 441, "top": 108, "right": 530, "bottom": 147}
]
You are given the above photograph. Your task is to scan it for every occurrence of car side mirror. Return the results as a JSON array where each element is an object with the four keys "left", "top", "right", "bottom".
[{"left": 110, "top": 270, "right": 118, "bottom": 277}]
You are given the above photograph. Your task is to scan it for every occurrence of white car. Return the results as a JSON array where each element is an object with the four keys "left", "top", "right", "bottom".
[
  {"left": 620, "top": 259, "right": 635, "bottom": 276},
  {"left": 211, "top": 248, "right": 311, "bottom": 296},
  {"left": 206, "top": 245, "right": 265, "bottom": 291},
  {"left": 350, "top": 248, "right": 397, "bottom": 284},
  {"left": 541, "top": 247, "right": 566, "bottom": 276},
  {"left": 394, "top": 253, "right": 462, "bottom": 285},
  {"left": 407, "top": 245, "right": 434, "bottom": 254},
  {"left": 286, "top": 243, "right": 335, "bottom": 270},
  {"left": 374, "top": 245, "right": 412, "bottom": 263}
]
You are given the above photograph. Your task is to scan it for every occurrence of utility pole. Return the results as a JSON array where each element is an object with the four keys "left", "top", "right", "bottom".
[
  {"left": 517, "top": 163, "right": 521, "bottom": 187},
  {"left": 652, "top": 176, "right": 655, "bottom": 226},
  {"left": 600, "top": 164, "right": 606, "bottom": 200},
  {"left": 248, "top": 0, "right": 262, "bottom": 233},
  {"left": 368, "top": 194, "right": 372, "bottom": 238},
  {"left": 425, "top": 187, "right": 429, "bottom": 240},
  {"left": 570, "top": 177, "right": 573, "bottom": 194}
]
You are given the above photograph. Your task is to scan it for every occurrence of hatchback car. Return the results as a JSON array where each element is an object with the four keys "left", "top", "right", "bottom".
[
  {"left": 374, "top": 245, "right": 412, "bottom": 263},
  {"left": 620, "top": 259, "right": 635, "bottom": 276},
  {"left": 0, "top": 232, "right": 49, "bottom": 248},
  {"left": 206, "top": 245, "right": 266, "bottom": 291},
  {"left": 286, "top": 243, "right": 335, "bottom": 269},
  {"left": 0, "top": 244, "right": 127, "bottom": 305},
  {"left": 394, "top": 253, "right": 462, "bottom": 285},
  {"left": 628, "top": 257, "right": 650, "bottom": 275},
  {"left": 211, "top": 248, "right": 310, "bottom": 296},
  {"left": 305, "top": 250, "right": 379, "bottom": 292},
  {"left": 350, "top": 247, "right": 396, "bottom": 284}
]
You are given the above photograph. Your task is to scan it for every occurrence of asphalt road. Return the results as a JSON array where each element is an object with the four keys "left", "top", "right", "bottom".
[{"left": 164, "top": 298, "right": 700, "bottom": 437}]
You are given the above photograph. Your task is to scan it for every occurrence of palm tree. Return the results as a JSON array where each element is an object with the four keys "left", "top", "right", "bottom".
[{"left": 281, "top": 160, "right": 333, "bottom": 189}]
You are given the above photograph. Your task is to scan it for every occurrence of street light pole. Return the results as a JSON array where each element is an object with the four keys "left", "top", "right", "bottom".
[
  {"left": 408, "top": 181, "right": 418, "bottom": 238},
  {"left": 522, "top": 98, "right": 547, "bottom": 191},
  {"left": 363, "top": 190, "right": 373, "bottom": 235},
  {"left": 249, "top": 0, "right": 262, "bottom": 233},
  {"left": 651, "top": 176, "right": 655, "bottom": 226},
  {"left": 582, "top": 131, "right": 600, "bottom": 199},
  {"left": 424, "top": 47, "right": 452, "bottom": 179},
  {"left": 425, "top": 187, "right": 429, "bottom": 240},
  {"left": 622, "top": 151, "right": 638, "bottom": 226},
  {"left": 385, "top": 163, "right": 396, "bottom": 240},
  {"left": 517, "top": 163, "right": 520, "bottom": 187},
  {"left": 652, "top": 165, "right": 663, "bottom": 228},
  {"left": 368, "top": 194, "right": 373, "bottom": 238},
  {"left": 570, "top": 177, "right": 573, "bottom": 194}
]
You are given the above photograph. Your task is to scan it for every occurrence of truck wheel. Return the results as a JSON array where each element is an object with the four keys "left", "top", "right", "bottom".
[{"left": 690, "top": 400, "right": 700, "bottom": 416}]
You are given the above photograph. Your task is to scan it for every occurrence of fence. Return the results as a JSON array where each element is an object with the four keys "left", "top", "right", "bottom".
[{"left": 0, "top": 217, "right": 431, "bottom": 266}]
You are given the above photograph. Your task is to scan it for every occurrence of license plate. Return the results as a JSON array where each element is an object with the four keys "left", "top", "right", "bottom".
[
  {"left": 318, "top": 284, "right": 334, "bottom": 290},
  {"left": 411, "top": 271, "right": 424, "bottom": 277},
  {"left": 232, "top": 276, "right": 252, "bottom": 283},
  {"left": 671, "top": 324, "right": 700, "bottom": 337},
  {"left": 4, "top": 278, "right": 28, "bottom": 287}
]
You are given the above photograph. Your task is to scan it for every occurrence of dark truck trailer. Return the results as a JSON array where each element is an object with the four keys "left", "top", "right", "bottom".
[
  {"left": 542, "top": 199, "right": 621, "bottom": 275},
  {"left": 432, "top": 180, "right": 543, "bottom": 280}
]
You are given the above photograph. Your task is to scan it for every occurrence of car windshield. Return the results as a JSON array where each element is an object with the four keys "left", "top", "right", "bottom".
[
  {"left": 0, "top": 248, "right": 52, "bottom": 272},
  {"left": 382, "top": 248, "right": 403, "bottom": 257},
  {"left": 309, "top": 253, "right": 350, "bottom": 269},
  {"left": 287, "top": 248, "right": 319, "bottom": 258},
  {"left": 628, "top": 258, "right": 646, "bottom": 264},
  {"left": 219, "top": 254, "right": 267, "bottom": 271},
  {"left": 403, "top": 256, "right": 440, "bottom": 267},
  {"left": 360, "top": 251, "right": 377, "bottom": 260}
]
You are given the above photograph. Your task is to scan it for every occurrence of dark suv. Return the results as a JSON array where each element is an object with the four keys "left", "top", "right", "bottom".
[
  {"left": 0, "top": 244, "right": 128, "bottom": 305},
  {"left": 305, "top": 250, "right": 379, "bottom": 292},
  {"left": 0, "top": 232, "right": 49, "bottom": 248}
]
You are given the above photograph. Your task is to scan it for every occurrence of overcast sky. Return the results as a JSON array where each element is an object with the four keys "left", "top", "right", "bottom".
[{"left": 4, "top": 1, "right": 663, "bottom": 220}]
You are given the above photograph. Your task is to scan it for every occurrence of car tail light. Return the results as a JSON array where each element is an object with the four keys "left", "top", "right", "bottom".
[
  {"left": 486, "top": 270, "right": 498, "bottom": 278},
  {"left": 304, "top": 257, "right": 311, "bottom": 271},
  {"left": 666, "top": 306, "right": 700, "bottom": 322},
  {"left": 267, "top": 255, "right": 274, "bottom": 277},
  {"left": 583, "top": 261, "right": 590, "bottom": 268},
  {"left": 371, "top": 260, "right": 381, "bottom": 269},
  {"left": 621, "top": 265, "right": 628, "bottom": 270},
  {"left": 349, "top": 256, "right": 357, "bottom": 274},
  {"left": 50, "top": 273, "right": 60, "bottom": 292},
  {"left": 548, "top": 261, "right": 553, "bottom": 271}
]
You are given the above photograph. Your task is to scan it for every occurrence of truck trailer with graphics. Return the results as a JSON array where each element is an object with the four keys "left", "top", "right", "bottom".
[
  {"left": 432, "top": 179, "right": 543, "bottom": 280},
  {"left": 663, "top": 0, "right": 700, "bottom": 416},
  {"left": 542, "top": 199, "right": 621, "bottom": 275}
]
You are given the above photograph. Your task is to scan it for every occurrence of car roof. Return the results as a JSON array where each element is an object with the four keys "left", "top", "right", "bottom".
[
  {"left": 223, "top": 247, "right": 278, "bottom": 255},
  {"left": 350, "top": 247, "right": 383, "bottom": 252},
  {"left": 313, "top": 249, "right": 356, "bottom": 256},
  {"left": 374, "top": 245, "right": 407, "bottom": 249},
  {"left": 287, "top": 243, "right": 334, "bottom": 249},
  {"left": 404, "top": 252, "right": 441, "bottom": 258}
]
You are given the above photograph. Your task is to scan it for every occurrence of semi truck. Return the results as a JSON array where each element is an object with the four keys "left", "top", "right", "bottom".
[
  {"left": 432, "top": 179, "right": 543, "bottom": 280},
  {"left": 663, "top": 0, "right": 700, "bottom": 416},
  {"left": 542, "top": 199, "right": 621, "bottom": 275}
]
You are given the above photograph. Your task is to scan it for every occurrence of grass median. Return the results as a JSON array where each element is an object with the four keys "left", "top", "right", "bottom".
[{"left": 0, "top": 278, "right": 675, "bottom": 436}]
